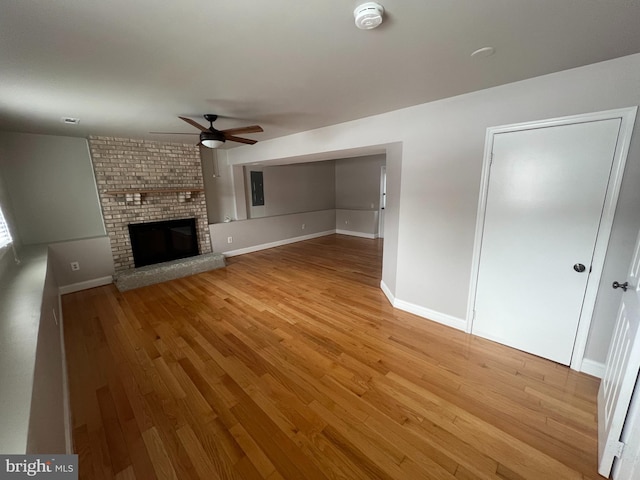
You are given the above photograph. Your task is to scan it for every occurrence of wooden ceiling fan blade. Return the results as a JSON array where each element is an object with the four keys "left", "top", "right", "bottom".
[
  {"left": 224, "top": 135, "right": 258, "bottom": 145},
  {"left": 178, "top": 116, "right": 209, "bottom": 132},
  {"left": 220, "top": 125, "right": 263, "bottom": 136}
]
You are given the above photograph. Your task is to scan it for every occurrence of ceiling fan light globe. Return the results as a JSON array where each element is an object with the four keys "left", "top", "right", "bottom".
[
  {"left": 199, "top": 130, "right": 225, "bottom": 148},
  {"left": 201, "top": 139, "right": 225, "bottom": 149}
]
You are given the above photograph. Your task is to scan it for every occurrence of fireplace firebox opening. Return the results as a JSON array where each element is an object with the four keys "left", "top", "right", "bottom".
[{"left": 128, "top": 218, "right": 199, "bottom": 268}]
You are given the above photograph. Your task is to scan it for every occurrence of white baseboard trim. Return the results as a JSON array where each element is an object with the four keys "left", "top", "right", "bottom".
[
  {"left": 59, "top": 276, "right": 113, "bottom": 295},
  {"left": 380, "top": 280, "right": 395, "bottom": 305},
  {"left": 223, "top": 230, "right": 336, "bottom": 257},
  {"left": 393, "top": 298, "right": 467, "bottom": 331},
  {"left": 335, "top": 229, "right": 376, "bottom": 239},
  {"left": 581, "top": 358, "right": 605, "bottom": 378}
]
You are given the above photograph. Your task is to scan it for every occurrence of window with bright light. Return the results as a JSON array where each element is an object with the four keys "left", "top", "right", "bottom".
[{"left": 0, "top": 206, "right": 12, "bottom": 249}]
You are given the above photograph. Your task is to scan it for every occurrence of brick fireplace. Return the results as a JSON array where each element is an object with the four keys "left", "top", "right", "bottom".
[{"left": 89, "top": 136, "right": 212, "bottom": 272}]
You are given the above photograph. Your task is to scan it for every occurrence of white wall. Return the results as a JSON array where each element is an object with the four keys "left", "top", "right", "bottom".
[
  {"left": 0, "top": 132, "right": 113, "bottom": 292},
  {"left": 48, "top": 237, "right": 114, "bottom": 292},
  {"left": 334, "top": 154, "right": 386, "bottom": 238},
  {"left": 0, "top": 247, "right": 55, "bottom": 453},
  {"left": 336, "top": 209, "right": 378, "bottom": 238},
  {"left": 336, "top": 154, "right": 386, "bottom": 210},
  {"left": 202, "top": 149, "right": 238, "bottom": 223},
  {"left": 0, "top": 248, "right": 70, "bottom": 454},
  {"left": 0, "top": 132, "right": 106, "bottom": 244},
  {"left": 27, "top": 253, "right": 66, "bottom": 453},
  {"left": 244, "top": 161, "right": 336, "bottom": 218},
  {"left": 210, "top": 209, "right": 336, "bottom": 255},
  {"left": 226, "top": 53, "right": 640, "bottom": 366}
]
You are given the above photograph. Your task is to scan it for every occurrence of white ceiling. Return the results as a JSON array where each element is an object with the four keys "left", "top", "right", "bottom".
[{"left": 2, "top": 0, "right": 640, "bottom": 148}]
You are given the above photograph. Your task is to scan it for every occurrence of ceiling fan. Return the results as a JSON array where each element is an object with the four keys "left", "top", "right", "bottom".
[{"left": 152, "top": 114, "right": 263, "bottom": 148}]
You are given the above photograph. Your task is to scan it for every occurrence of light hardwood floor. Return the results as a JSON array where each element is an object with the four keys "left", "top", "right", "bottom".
[{"left": 63, "top": 234, "right": 602, "bottom": 479}]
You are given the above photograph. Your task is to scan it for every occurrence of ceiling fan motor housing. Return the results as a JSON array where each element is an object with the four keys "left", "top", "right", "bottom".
[
  {"left": 354, "top": 2, "right": 384, "bottom": 30},
  {"left": 200, "top": 130, "right": 225, "bottom": 144}
]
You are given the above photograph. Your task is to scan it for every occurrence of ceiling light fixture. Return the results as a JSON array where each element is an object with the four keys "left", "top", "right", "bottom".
[
  {"left": 471, "top": 46, "right": 496, "bottom": 58},
  {"left": 354, "top": 2, "right": 384, "bottom": 30},
  {"left": 200, "top": 130, "right": 225, "bottom": 149},
  {"left": 61, "top": 117, "right": 80, "bottom": 125}
]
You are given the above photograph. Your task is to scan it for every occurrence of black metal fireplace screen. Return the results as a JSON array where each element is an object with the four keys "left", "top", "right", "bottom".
[{"left": 128, "top": 218, "right": 199, "bottom": 268}]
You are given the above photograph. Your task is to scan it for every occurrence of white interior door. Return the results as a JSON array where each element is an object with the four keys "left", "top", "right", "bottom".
[
  {"left": 598, "top": 227, "right": 640, "bottom": 477},
  {"left": 473, "top": 118, "right": 621, "bottom": 365}
]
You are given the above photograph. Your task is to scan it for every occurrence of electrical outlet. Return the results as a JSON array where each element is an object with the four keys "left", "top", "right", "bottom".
[
  {"left": 302, "top": 223, "right": 306, "bottom": 230},
  {"left": 70, "top": 261, "right": 80, "bottom": 271},
  {"left": 345, "top": 220, "right": 349, "bottom": 225},
  {"left": 227, "top": 236, "right": 233, "bottom": 244}
]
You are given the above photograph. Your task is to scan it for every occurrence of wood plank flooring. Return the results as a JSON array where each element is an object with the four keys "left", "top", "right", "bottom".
[{"left": 62, "top": 234, "right": 602, "bottom": 479}]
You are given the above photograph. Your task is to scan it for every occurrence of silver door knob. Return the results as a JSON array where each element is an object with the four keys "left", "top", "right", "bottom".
[
  {"left": 612, "top": 281, "right": 629, "bottom": 292},
  {"left": 573, "top": 263, "right": 586, "bottom": 273}
]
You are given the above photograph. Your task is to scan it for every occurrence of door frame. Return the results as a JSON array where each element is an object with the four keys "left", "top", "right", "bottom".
[
  {"left": 466, "top": 107, "right": 637, "bottom": 371},
  {"left": 378, "top": 165, "right": 386, "bottom": 238}
]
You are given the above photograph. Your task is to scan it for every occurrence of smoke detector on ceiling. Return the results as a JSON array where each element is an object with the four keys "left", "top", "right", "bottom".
[{"left": 354, "top": 2, "right": 384, "bottom": 30}]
